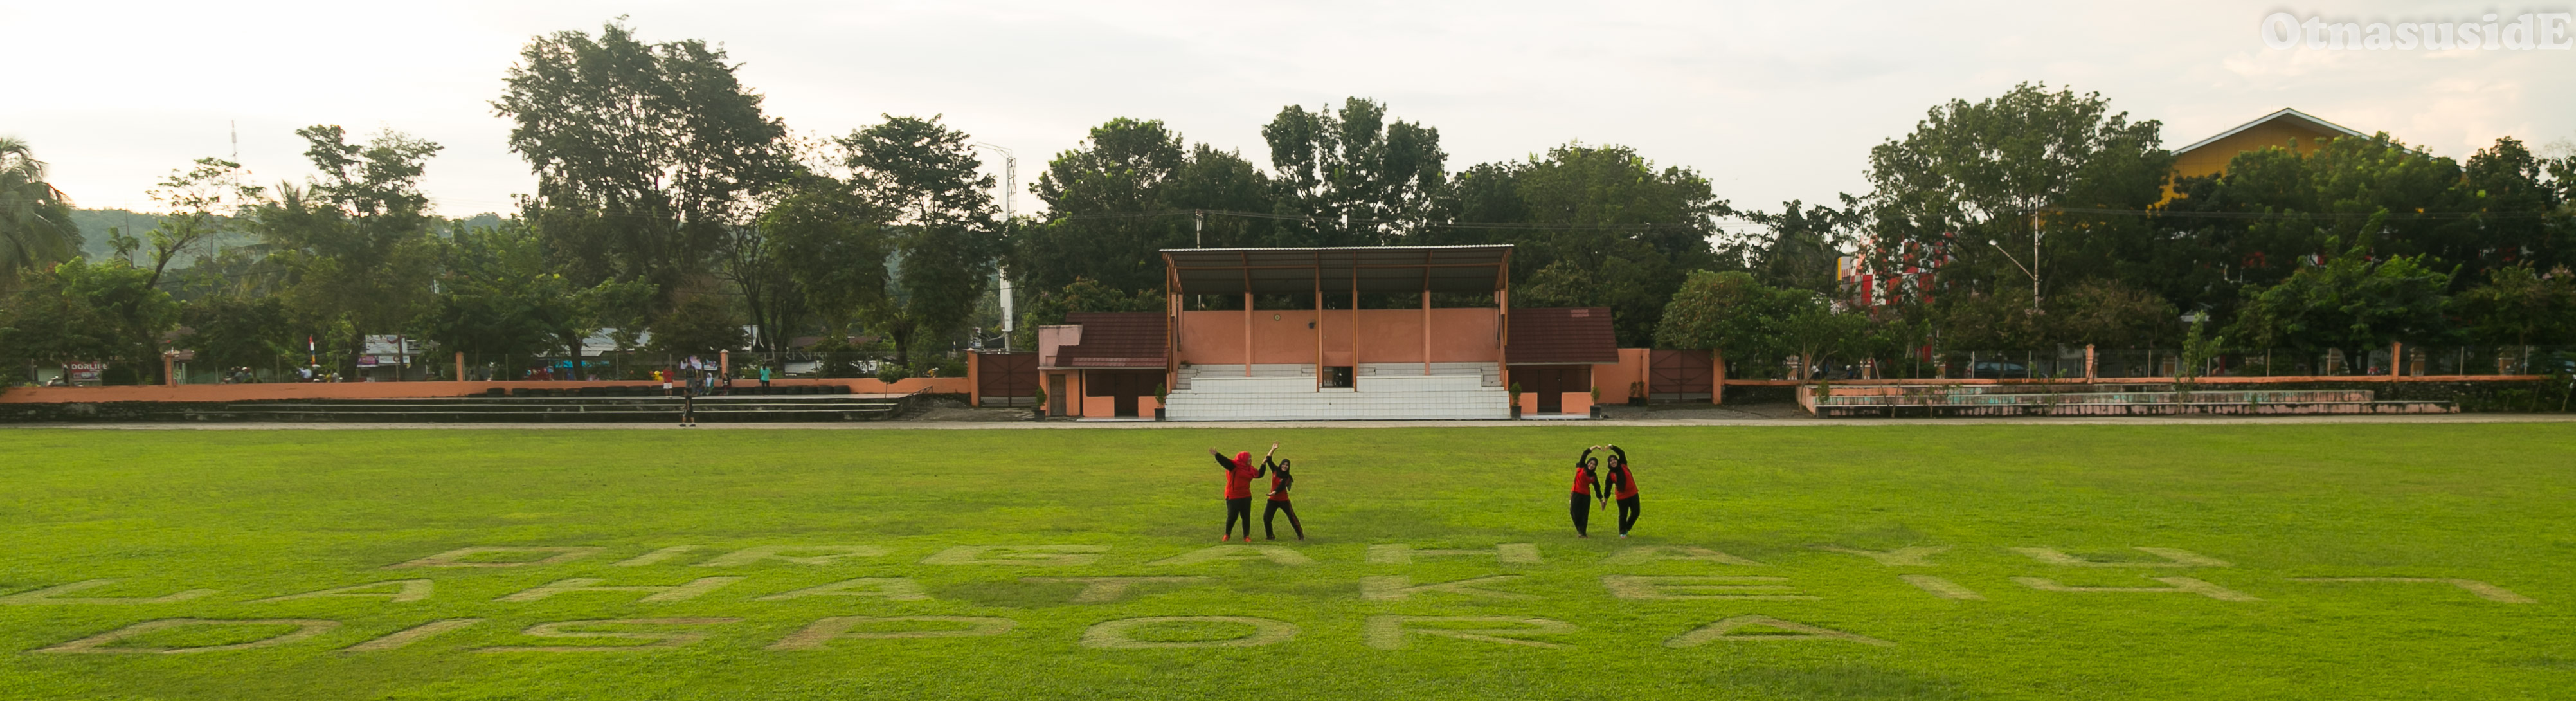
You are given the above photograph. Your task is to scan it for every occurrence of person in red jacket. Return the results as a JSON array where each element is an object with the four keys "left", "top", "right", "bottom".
[
  {"left": 1570, "top": 446, "right": 1605, "bottom": 537},
  {"left": 1208, "top": 443, "right": 1273, "bottom": 541},
  {"left": 1603, "top": 444, "right": 1641, "bottom": 536},
  {"left": 1263, "top": 456, "right": 1303, "bottom": 540}
]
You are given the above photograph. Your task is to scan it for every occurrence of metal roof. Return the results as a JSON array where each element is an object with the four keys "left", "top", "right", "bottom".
[
  {"left": 1162, "top": 246, "right": 1513, "bottom": 295},
  {"left": 2174, "top": 108, "right": 2364, "bottom": 156},
  {"left": 1506, "top": 307, "right": 1621, "bottom": 365},
  {"left": 1053, "top": 312, "right": 1169, "bottom": 368}
]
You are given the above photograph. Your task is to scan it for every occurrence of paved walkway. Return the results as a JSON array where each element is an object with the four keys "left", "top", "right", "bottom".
[{"left": 12, "top": 413, "right": 2575, "bottom": 430}]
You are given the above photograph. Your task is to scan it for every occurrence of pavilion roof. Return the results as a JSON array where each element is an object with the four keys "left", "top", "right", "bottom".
[{"left": 1162, "top": 245, "right": 1513, "bottom": 295}]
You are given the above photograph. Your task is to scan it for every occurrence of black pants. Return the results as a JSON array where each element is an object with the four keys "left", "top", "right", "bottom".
[
  {"left": 1616, "top": 496, "right": 1641, "bottom": 534},
  {"left": 1224, "top": 497, "right": 1254, "bottom": 538},
  {"left": 1263, "top": 500, "right": 1304, "bottom": 539},
  {"left": 1569, "top": 492, "right": 1593, "bottom": 536}
]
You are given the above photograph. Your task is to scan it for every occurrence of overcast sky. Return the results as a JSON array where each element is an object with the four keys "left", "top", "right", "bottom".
[{"left": 10, "top": 1, "right": 2571, "bottom": 223}]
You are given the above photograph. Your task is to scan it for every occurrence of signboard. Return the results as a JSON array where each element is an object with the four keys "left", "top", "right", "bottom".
[{"left": 64, "top": 362, "right": 104, "bottom": 385}]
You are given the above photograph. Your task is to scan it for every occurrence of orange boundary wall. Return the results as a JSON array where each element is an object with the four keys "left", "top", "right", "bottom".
[
  {"left": 1720, "top": 375, "right": 2543, "bottom": 388},
  {"left": 0, "top": 377, "right": 972, "bottom": 404}
]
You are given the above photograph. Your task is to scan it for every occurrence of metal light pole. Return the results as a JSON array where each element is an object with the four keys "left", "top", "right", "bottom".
[
  {"left": 1985, "top": 210, "right": 2043, "bottom": 311},
  {"left": 975, "top": 143, "right": 1017, "bottom": 351}
]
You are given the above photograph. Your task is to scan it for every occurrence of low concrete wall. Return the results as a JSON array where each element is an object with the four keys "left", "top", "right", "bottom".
[{"left": 0, "top": 377, "right": 972, "bottom": 404}]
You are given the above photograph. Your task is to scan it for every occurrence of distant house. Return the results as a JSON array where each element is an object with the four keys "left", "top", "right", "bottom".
[{"left": 2165, "top": 108, "right": 2365, "bottom": 199}]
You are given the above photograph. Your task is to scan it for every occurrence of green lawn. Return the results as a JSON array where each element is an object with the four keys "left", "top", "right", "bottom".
[{"left": 2, "top": 424, "right": 2571, "bottom": 700}]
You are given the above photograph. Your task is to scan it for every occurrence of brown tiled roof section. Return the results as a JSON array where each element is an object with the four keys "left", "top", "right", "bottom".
[
  {"left": 1057, "top": 312, "right": 1170, "bottom": 367},
  {"left": 1508, "top": 307, "right": 1619, "bottom": 365}
]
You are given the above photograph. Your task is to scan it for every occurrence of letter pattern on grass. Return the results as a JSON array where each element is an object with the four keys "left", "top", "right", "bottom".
[
  {"left": 477, "top": 618, "right": 740, "bottom": 652},
  {"left": 920, "top": 545, "right": 1110, "bottom": 566},
  {"left": 1022, "top": 576, "right": 1212, "bottom": 603},
  {"left": 768, "top": 616, "right": 1015, "bottom": 650},
  {"left": 37, "top": 619, "right": 340, "bottom": 654},
  {"left": 1360, "top": 575, "right": 1538, "bottom": 601},
  {"left": 611, "top": 546, "right": 703, "bottom": 567},
  {"left": 1364, "top": 616, "right": 1576, "bottom": 650},
  {"left": 2010, "top": 576, "right": 2260, "bottom": 601},
  {"left": 1599, "top": 576, "right": 1816, "bottom": 601},
  {"left": 754, "top": 578, "right": 932, "bottom": 601},
  {"left": 0, "top": 579, "right": 216, "bottom": 605},
  {"left": 1814, "top": 545, "right": 1950, "bottom": 567},
  {"left": 496, "top": 577, "right": 746, "bottom": 603},
  {"left": 341, "top": 619, "right": 484, "bottom": 652},
  {"left": 1080, "top": 617, "right": 1298, "bottom": 649},
  {"left": 1899, "top": 574, "right": 1984, "bottom": 600},
  {"left": 1366, "top": 543, "right": 1542, "bottom": 565},
  {"left": 1599, "top": 546, "right": 1766, "bottom": 566},
  {"left": 696, "top": 546, "right": 890, "bottom": 567},
  {"left": 2285, "top": 578, "right": 2537, "bottom": 603},
  {"left": 1664, "top": 615, "right": 1893, "bottom": 648},
  {"left": 254, "top": 580, "right": 435, "bottom": 603},
  {"left": 384, "top": 547, "right": 604, "bottom": 569},
  {"left": 2010, "top": 547, "right": 2229, "bottom": 568},
  {"left": 1147, "top": 545, "right": 1316, "bottom": 566}
]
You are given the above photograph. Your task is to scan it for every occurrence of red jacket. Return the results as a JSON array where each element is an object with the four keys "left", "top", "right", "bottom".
[{"left": 1216, "top": 451, "right": 1263, "bottom": 499}]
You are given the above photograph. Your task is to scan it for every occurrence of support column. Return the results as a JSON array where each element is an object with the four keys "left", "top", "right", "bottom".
[
  {"left": 1421, "top": 291, "right": 1432, "bottom": 376},
  {"left": 2390, "top": 342, "right": 2402, "bottom": 379},
  {"left": 455, "top": 352, "right": 466, "bottom": 383},
  {"left": 2084, "top": 345, "right": 2096, "bottom": 383},
  {"left": 1315, "top": 278, "right": 1324, "bottom": 391},
  {"left": 1712, "top": 351, "right": 1726, "bottom": 405},
  {"left": 1243, "top": 291, "right": 1254, "bottom": 377},
  {"left": 966, "top": 350, "right": 980, "bottom": 406},
  {"left": 162, "top": 352, "right": 176, "bottom": 387}
]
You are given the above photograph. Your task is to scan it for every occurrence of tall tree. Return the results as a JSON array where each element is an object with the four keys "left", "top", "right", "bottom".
[
  {"left": 1012, "top": 118, "right": 1272, "bottom": 295},
  {"left": 132, "top": 158, "right": 263, "bottom": 289},
  {"left": 0, "top": 259, "right": 176, "bottom": 382},
  {"left": 0, "top": 137, "right": 77, "bottom": 291},
  {"left": 252, "top": 125, "right": 444, "bottom": 378},
  {"left": 1261, "top": 98, "right": 1446, "bottom": 247},
  {"left": 421, "top": 219, "right": 653, "bottom": 374},
  {"left": 1860, "top": 83, "right": 2172, "bottom": 312},
  {"left": 494, "top": 20, "right": 795, "bottom": 301},
  {"left": 838, "top": 114, "right": 1001, "bottom": 367},
  {"left": 1493, "top": 143, "right": 1729, "bottom": 345}
]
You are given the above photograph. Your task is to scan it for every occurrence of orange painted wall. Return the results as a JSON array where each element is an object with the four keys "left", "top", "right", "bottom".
[
  {"left": 1176, "top": 309, "right": 1499, "bottom": 367},
  {"left": 1592, "top": 349, "right": 1652, "bottom": 403},
  {"left": 0, "top": 377, "right": 971, "bottom": 404}
]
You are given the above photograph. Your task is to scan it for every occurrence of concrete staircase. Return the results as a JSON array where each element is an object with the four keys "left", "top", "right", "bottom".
[
  {"left": 1166, "top": 363, "right": 1510, "bottom": 421},
  {"left": 1803, "top": 383, "right": 2456, "bottom": 418}
]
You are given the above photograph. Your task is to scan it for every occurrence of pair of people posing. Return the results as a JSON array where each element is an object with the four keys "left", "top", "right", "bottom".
[
  {"left": 1210, "top": 443, "right": 1303, "bottom": 541},
  {"left": 1569, "top": 444, "right": 1640, "bottom": 537}
]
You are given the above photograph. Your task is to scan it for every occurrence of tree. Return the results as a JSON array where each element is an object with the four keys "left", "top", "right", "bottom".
[
  {"left": 180, "top": 293, "right": 294, "bottom": 376},
  {"left": 134, "top": 158, "right": 263, "bottom": 289},
  {"left": 1493, "top": 143, "right": 1729, "bottom": 345},
  {"left": 1261, "top": 98, "right": 1446, "bottom": 247},
  {"left": 840, "top": 114, "right": 1001, "bottom": 367},
  {"left": 2043, "top": 278, "right": 2177, "bottom": 349},
  {"left": 0, "top": 259, "right": 176, "bottom": 382},
  {"left": 647, "top": 293, "right": 746, "bottom": 358},
  {"left": 0, "top": 137, "right": 77, "bottom": 291},
  {"left": 2453, "top": 264, "right": 2576, "bottom": 347},
  {"left": 1655, "top": 270, "right": 1804, "bottom": 367},
  {"left": 251, "top": 126, "right": 444, "bottom": 378},
  {"left": 1011, "top": 118, "right": 1274, "bottom": 295},
  {"left": 1749, "top": 197, "right": 1862, "bottom": 293},
  {"left": 759, "top": 180, "right": 887, "bottom": 344},
  {"left": 420, "top": 219, "right": 654, "bottom": 374},
  {"left": 494, "top": 20, "right": 795, "bottom": 300},
  {"left": 2227, "top": 239, "right": 2453, "bottom": 354},
  {"left": 1860, "top": 83, "right": 2172, "bottom": 316}
]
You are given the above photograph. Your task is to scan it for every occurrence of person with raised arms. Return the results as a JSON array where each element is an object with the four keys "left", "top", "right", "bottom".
[
  {"left": 1207, "top": 443, "right": 1273, "bottom": 542},
  {"left": 1570, "top": 446, "right": 1605, "bottom": 537},
  {"left": 1263, "top": 451, "right": 1304, "bottom": 540},
  {"left": 1603, "top": 444, "right": 1641, "bottom": 537}
]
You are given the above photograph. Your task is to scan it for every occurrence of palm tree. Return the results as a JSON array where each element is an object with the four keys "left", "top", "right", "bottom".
[{"left": 0, "top": 136, "right": 79, "bottom": 287}]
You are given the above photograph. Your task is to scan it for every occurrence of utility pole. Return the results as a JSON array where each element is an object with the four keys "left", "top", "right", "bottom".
[
  {"left": 975, "top": 143, "right": 1017, "bottom": 351},
  {"left": 230, "top": 120, "right": 238, "bottom": 159},
  {"left": 1194, "top": 209, "right": 1205, "bottom": 248}
]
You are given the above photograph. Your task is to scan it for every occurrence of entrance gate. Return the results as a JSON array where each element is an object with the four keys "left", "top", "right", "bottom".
[
  {"left": 1649, "top": 349, "right": 1713, "bottom": 402},
  {"left": 975, "top": 352, "right": 1038, "bottom": 406}
]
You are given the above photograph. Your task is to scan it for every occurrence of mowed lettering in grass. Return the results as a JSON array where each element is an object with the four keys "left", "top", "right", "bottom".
[{"left": 8, "top": 543, "right": 2536, "bottom": 655}]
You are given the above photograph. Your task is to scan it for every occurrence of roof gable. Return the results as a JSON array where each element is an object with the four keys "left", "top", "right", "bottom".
[{"left": 2174, "top": 108, "right": 2363, "bottom": 156}]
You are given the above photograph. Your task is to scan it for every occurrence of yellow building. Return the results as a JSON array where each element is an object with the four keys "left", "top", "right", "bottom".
[{"left": 2164, "top": 108, "right": 2363, "bottom": 200}]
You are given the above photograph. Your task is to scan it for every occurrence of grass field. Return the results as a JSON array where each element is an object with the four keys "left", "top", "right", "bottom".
[{"left": 3, "top": 424, "right": 2573, "bottom": 700}]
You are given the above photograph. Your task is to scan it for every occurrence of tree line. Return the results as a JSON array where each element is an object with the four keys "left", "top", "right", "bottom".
[{"left": 3, "top": 21, "right": 2573, "bottom": 385}]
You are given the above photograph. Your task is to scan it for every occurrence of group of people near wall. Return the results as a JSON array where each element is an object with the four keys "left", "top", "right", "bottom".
[{"left": 1204, "top": 442, "right": 1643, "bottom": 540}]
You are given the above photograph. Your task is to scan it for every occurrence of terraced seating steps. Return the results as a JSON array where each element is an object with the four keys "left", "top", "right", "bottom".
[
  {"left": 144, "top": 393, "right": 914, "bottom": 423},
  {"left": 1803, "top": 383, "right": 2455, "bottom": 418}
]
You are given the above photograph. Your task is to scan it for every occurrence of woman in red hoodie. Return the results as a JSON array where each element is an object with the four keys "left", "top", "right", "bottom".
[{"left": 1207, "top": 443, "right": 1273, "bottom": 542}]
